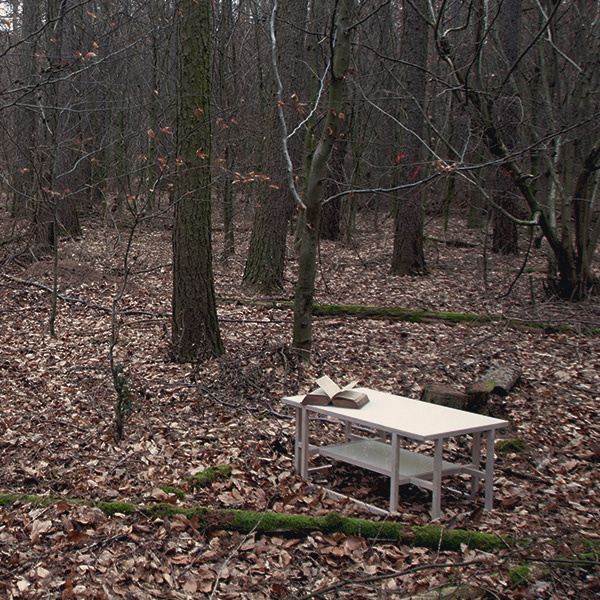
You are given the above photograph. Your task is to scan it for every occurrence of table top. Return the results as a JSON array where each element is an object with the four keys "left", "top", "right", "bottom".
[{"left": 283, "top": 388, "right": 509, "bottom": 441}]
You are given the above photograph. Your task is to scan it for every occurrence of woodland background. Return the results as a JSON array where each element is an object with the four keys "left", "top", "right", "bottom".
[{"left": 1, "top": 0, "right": 600, "bottom": 598}]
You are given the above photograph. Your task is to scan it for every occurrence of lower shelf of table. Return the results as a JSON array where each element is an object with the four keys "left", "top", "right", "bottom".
[{"left": 316, "top": 439, "right": 462, "bottom": 481}]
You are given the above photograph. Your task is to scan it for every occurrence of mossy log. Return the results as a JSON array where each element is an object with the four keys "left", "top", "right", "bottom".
[
  {"left": 4, "top": 492, "right": 600, "bottom": 568},
  {"left": 0, "top": 493, "right": 505, "bottom": 552},
  {"left": 218, "top": 297, "right": 591, "bottom": 335}
]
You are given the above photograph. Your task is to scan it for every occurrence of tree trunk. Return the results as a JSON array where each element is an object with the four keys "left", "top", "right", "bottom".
[
  {"left": 492, "top": 0, "right": 520, "bottom": 255},
  {"left": 390, "top": 0, "right": 428, "bottom": 276},
  {"left": 243, "top": 0, "right": 306, "bottom": 294},
  {"left": 47, "top": 0, "right": 81, "bottom": 240},
  {"left": 172, "top": 0, "right": 224, "bottom": 362},
  {"left": 13, "top": 0, "right": 39, "bottom": 223},
  {"left": 293, "top": 0, "right": 354, "bottom": 357},
  {"left": 321, "top": 120, "right": 348, "bottom": 241},
  {"left": 243, "top": 189, "right": 291, "bottom": 293},
  {"left": 217, "top": 0, "right": 236, "bottom": 261}
]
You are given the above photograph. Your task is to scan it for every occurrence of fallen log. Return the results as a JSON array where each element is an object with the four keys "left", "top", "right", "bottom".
[
  {"left": 217, "top": 296, "right": 595, "bottom": 335},
  {"left": 0, "top": 492, "right": 507, "bottom": 552},
  {"left": 473, "top": 364, "right": 521, "bottom": 397},
  {"left": 421, "top": 365, "right": 521, "bottom": 414},
  {"left": 420, "top": 384, "right": 470, "bottom": 410},
  {"left": 420, "top": 383, "right": 490, "bottom": 413}
]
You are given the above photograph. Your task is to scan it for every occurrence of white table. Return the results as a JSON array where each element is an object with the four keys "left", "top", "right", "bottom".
[{"left": 282, "top": 388, "right": 508, "bottom": 519}]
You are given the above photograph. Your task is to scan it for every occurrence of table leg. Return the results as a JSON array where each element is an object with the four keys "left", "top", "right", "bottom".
[
  {"left": 300, "top": 407, "right": 310, "bottom": 481},
  {"left": 344, "top": 421, "right": 352, "bottom": 441},
  {"left": 390, "top": 434, "right": 400, "bottom": 512},
  {"left": 293, "top": 407, "right": 302, "bottom": 475},
  {"left": 431, "top": 438, "right": 443, "bottom": 519},
  {"left": 470, "top": 431, "right": 482, "bottom": 498},
  {"left": 484, "top": 428, "right": 496, "bottom": 511}
]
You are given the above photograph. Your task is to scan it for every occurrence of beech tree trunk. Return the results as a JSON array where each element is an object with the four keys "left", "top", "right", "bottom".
[{"left": 13, "top": 0, "right": 38, "bottom": 222}]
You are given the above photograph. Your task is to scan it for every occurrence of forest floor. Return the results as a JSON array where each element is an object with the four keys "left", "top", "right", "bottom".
[{"left": 1, "top": 209, "right": 599, "bottom": 599}]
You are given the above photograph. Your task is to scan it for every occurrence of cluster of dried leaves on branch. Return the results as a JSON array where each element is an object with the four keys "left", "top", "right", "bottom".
[{"left": 1, "top": 213, "right": 599, "bottom": 599}]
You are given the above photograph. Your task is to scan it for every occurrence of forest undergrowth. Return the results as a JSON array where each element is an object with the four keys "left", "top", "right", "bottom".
[{"left": 1, "top": 211, "right": 599, "bottom": 599}]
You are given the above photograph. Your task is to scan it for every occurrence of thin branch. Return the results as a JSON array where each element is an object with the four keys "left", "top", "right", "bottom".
[
  {"left": 287, "top": 59, "right": 330, "bottom": 141},
  {"left": 346, "top": 0, "right": 393, "bottom": 32},
  {"left": 209, "top": 513, "right": 266, "bottom": 600},
  {"left": 1, "top": 273, "right": 167, "bottom": 318},
  {"left": 293, "top": 560, "right": 485, "bottom": 600}
]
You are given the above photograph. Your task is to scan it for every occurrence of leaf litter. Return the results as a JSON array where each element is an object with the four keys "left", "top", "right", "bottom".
[{"left": 0, "top": 215, "right": 599, "bottom": 598}]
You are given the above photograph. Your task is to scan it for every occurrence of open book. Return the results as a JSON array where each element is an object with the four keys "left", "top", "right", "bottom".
[{"left": 302, "top": 375, "right": 369, "bottom": 409}]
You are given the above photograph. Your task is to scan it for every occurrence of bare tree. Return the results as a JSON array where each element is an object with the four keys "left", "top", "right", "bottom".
[
  {"left": 491, "top": 0, "right": 520, "bottom": 255},
  {"left": 430, "top": 0, "right": 600, "bottom": 298}
]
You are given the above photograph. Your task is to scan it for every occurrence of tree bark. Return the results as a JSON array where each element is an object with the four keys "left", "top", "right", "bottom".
[
  {"left": 13, "top": 0, "right": 39, "bottom": 223},
  {"left": 293, "top": 0, "right": 354, "bottom": 357},
  {"left": 390, "top": 0, "right": 429, "bottom": 276},
  {"left": 321, "top": 119, "right": 348, "bottom": 241},
  {"left": 172, "top": 0, "right": 224, "bottom": 362},
  {"left": 243, "top": 0, "right": 306, "bottom": 294},
  {"left": 492, "top": 0, "right": 520, "bottom": 255},
  {"left": 46, "top": 0, "right": 81, "bottom": 240}
]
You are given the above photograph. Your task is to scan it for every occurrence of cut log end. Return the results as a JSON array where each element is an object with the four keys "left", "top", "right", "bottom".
[{"left": 479, "top": 364, "right": 521, "bottom": 397}]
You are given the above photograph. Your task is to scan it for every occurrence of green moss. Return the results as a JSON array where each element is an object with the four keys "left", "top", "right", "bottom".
[
  {"left": 188, "top": 465, "right": 233, "bottom": 489},
  {"left": 321, "top": 514, "right": 405, "bottom": 541},
  {"left": 0, "top": 494, "right": 57, "bottom": 507},
  {"left": 496, "top": 439, "right": 528, "bottom": 453},
  {"left": 225, "top": 512, "right": 504, "bottom": 550},
  {"left": 574, "top": 553, "right": 600, "bottom": 564},
  {"left": 412, "top": 526, "right": 507, "bottom": 551},
  {"left": 0, "top": 494, "right": 24, "bottom": 506},
  {"left": 229, "top": 510, "right": 318, "bottom": 533},
  {"left": 509, "top": 564, "right": 530, "bottom": 586},
  {"left": 323, "top": 511, "right": 344, "bottom": 531},
  {"left": 581, "top": 538, "right": 600, "bottom": 552},
  {"left": 96, "top": 501, "right": 137, "bottom": 516},
  {"left": 224, "top": 510, "right": 402, "bottom": 541},
  {"left": 312, "top": 304, "right": 489, "bottom": 326},
  {"left": 571, "top": 539, "right": 600, "bottom": 565},
  {"left": 160, "top": 485, "right": 186, "bottom": 500}
]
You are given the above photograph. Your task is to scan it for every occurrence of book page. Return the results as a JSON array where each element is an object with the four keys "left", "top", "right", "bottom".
[{"left": 315, "top": 375, "right": 341, "bottom": 398}]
